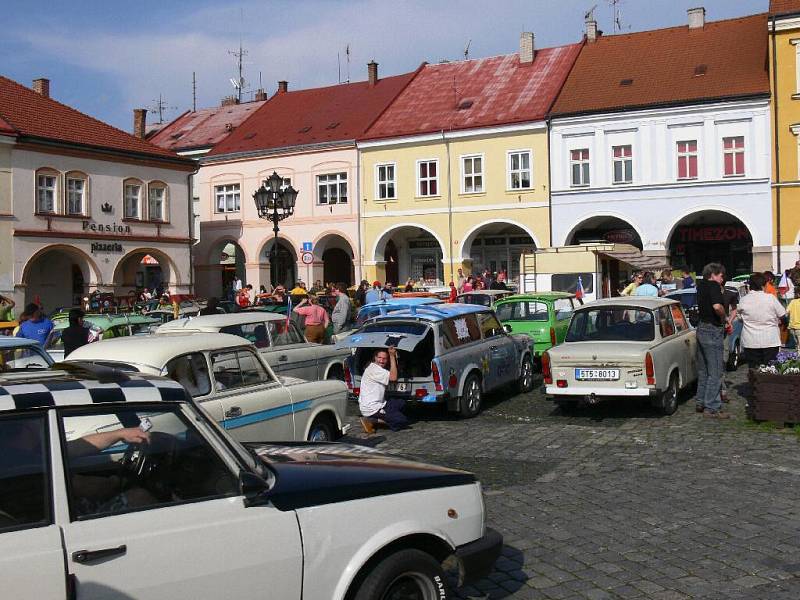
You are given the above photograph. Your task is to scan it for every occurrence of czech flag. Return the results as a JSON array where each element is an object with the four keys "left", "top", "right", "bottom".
[
  {"left": 778, "top": 271, "right": 790, "bottom": 296},
  {"left": 576, "top": 275, "right": 585, "bottom": 300}
]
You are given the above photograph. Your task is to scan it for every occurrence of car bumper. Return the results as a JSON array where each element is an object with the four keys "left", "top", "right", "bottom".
[
  {"left": 454, "top": 527, "right": 503, "bottom": 585},
  {"left": 543, "top": 385, "right": 658, "bottom": 398}
]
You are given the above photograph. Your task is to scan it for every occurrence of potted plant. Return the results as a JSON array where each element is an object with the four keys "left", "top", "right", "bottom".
[{"left": 747, "top": 351, "right": 800, "bottom": 423}]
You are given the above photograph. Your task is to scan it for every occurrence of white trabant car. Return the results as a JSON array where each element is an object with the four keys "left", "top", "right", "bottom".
[
  {"left": 543, "top": 297, "right": 697, "bottom": 415},
  {"left": 156, "top": 312, "right": 349, "bottom": 381},
  {"left": 66, "top": 332, "right": 349, "bottom": 442},
  {"left": 0, "top": 369, "right": 502, "bottom": 600},
  {"left": 0, "top": 337, "right": 54, "bottom": 380}
]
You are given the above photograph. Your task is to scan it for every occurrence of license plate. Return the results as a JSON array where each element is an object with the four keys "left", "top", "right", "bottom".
[
  {"left": 394, "top": 382, "right": 408, "bottom": 392},
  {"left": 575, "top": 368, "right": 620, "bottom": 381}
]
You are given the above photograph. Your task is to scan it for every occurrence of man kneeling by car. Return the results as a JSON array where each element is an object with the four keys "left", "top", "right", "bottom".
[{"left": 359, "top": 347, "right": 409, "bottom": 433}]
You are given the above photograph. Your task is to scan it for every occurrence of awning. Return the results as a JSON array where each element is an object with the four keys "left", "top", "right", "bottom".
[{"left": 598, "top": 246, "right": 669, "bottom": 271}]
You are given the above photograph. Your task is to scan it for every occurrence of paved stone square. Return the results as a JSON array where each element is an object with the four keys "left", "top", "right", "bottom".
[{"left": 341, "top": 367, "right": 800, "bottom": 599}]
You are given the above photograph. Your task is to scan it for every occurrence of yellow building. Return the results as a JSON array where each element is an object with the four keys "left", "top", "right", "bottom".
[
  {"left": 357, "top": 35, "right": 582, "bottom": 287},
  {"left": 770, "top": 0, "right": 800, "bottom": 272}
]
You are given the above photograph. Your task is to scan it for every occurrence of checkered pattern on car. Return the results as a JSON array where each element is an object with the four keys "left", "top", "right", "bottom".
[{"left": 0, "top": 377, "right": 187, "bottom": 411}]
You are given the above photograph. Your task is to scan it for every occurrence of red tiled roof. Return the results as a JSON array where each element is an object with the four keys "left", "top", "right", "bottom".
[
  {"left": 363, "top": 44, "right": 583, "bottom": 140},
  {"left": 550, "top": 14, "right": 770, "bottom": 118},
  {"left": 770, "top": 0, "right": 800, "bottom": 15},
  {"left": 149, "top": 100, "right": 267, "bottom": 152},
  {"left": 0, "top": 75, "right": 182, "bottom": 160},
  {"left": 208, "top": 70, "right": 420, "bottom": 157}
]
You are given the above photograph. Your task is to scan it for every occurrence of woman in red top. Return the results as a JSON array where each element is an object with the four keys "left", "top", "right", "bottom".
[
  {"left": 448, "top": 281, "right": 457, "bottom": 303},
  {"left": 293, "top": 295, "right": 330, "bottom": 343}
]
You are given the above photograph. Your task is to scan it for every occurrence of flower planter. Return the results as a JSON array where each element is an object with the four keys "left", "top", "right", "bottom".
[{"left": 748, "top": 370, "right": 800, "bottom": 423}]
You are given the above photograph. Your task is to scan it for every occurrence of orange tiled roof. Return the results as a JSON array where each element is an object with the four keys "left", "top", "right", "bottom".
[
  {"left": 550, "top": 14, "right": 770, "bottom": 118},
  {"left": 0, "top": 75, "right": 183, "bottom": 160},
  {"left": 770, "top": 0, "right": 800, "bottom": 15}
]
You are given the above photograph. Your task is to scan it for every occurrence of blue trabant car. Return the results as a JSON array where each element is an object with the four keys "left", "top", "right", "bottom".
[{"left": 338, "top": 303, "right": 535, "bottom": 417}]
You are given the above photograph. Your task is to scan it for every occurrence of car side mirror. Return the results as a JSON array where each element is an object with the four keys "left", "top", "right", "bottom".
[
  {"left": 240, "top": 470, "right": 271, "bottom": 507},
  {"left": 503, "top": 324, "right": 512, "bottom": 333}
]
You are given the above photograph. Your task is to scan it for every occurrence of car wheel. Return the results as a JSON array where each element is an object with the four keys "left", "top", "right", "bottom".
[
  {"left": 660, "top": 373, "right": 679, "bottom": 416},
  {"left": 459, "top": 374, "right": 482, "bottom": 418},
  {"left": 726, "top": 340, "right": 740, "bottom": 372},
  {"left": 518, "top": 356, "right": 534, "bottom": 394},
  {"left": 307, "top": 416, "right": 335, "bottom": 442},
  {"left": 353, "top": 549, "right": 449, "bottom": 600}
]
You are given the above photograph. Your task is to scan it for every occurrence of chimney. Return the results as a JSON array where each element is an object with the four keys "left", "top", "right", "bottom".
[
  {"left": 688, "top": 7, "right": 705, "bottom": 29},
  {"left": 220, "top": 96, "right": 239, "bottom": 106},
  {"left": 519, "top": 32, "right": 535, "bottom": 64},
  {"left": 368, "top": 61, "right": 379, "bottom": 86},
  {"left": 133, "top": 108, "right": 147, "bottom": 139},
  {"left": 254, "top": 88, "right": 268, "bottom": 101},
  {"left": 32, "top": 78, "right": 50, "bottom": 98},
  {"left": 277, "top": 80, "right": 288, "bottom": 94},
  {"left": 586, "top": 18, "right": 599, "bottom": 42}
]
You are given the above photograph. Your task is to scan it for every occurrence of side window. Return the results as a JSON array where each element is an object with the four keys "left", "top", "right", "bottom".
[
  {"left": 656, "top": 306, "right": 676, "bottom": 338},
  {"left": 237, "top": 350, "right": 272, "bottom": 385},
  {"left": 220, "top": 323, "right": 271, "bottom": 348},
  {"left": 440, "top": 315, "right": 481, "bottom": 347},
  {"left": 495, "top": 302, "right": 521, "bottom": 321},
  {"left": 165, "top": 353, "right": 212, "bottom": 398},
  {"left": 0, "top": 415, "right": 51, "bottom": 532},
  {"left": 477, "top": 312, "right": 503, "bottom": 339},
  {"left": 211, "top": 351, "right": 242, "bottom": 390},
  {"left": 60, "top": 407, "right": 238, "bottom": 519},
  {"left": 525, "top": 301, "right": 549, "bottom": 321},
  {"left": 268, "top": 321, "right": 304, "bottom": 346},
  {"left": 671, "top": 304, "right": 689, "bottom": 332},
  {"left": 554, "top": 298, "right": 574, "bottom": 321}
]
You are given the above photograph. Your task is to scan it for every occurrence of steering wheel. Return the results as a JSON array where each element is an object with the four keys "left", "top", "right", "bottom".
[
  {"left": 119, "top": 441, "right": 148, "bottom": 482},
  {"left": 119, "top": 433, "right": 179, "bottom": 501}
]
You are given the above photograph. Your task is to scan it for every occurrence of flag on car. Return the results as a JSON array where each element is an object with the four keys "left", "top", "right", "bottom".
[
  {"left": 575, "top": 275, "right": 585, "bottom": 300},
  {"left": 286, "top": 295, "right": 292, "bottom": 326},
  {"left": 778, "top": 271, "right": 790, "bottom": 296}
]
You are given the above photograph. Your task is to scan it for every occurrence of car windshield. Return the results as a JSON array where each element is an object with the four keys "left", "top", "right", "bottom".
[
  {"left": 0, "top": 346, "right": 53, "bottom": 371},
  {"left": 566, "top": 307, "right": 655, "bottom": 342}
]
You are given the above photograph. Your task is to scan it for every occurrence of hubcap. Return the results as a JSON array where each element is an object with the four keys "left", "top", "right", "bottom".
[
  {"left": 467, "top": 381, "right": 480, "bottom": 411},
  {"left": 381, "top": 572, "right": 436, "bottom": 600},
  {"left": 522, "top": 362, "right": 532, "bottom": 389}
]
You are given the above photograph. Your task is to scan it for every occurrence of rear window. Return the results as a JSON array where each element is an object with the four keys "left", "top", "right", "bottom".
[
  {"left": 566, "top": 307, "right": 655, "bottom": 342},
  {"left": 496, "top": 301, "right": 549, "bottom": 322},
  {"left": 457, "top": 294, "right": 491, "bottom": 307}
]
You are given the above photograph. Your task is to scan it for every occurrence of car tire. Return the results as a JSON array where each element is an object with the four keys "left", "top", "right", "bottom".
[
  {"left": 459, "top": 374, "right": 482, "bottom": 418},
  {"left": 660, "top": 373, "right": 679, "bottom": 416},
  {"left": 352, "top": 548, "right": 450, "bottom": 600},
  {"left": 307, "top": 416, "right": 335, "bottom": 442},
  {"left": 518, "top": 356, "right": 534, "bottom": 394},
  {"left": 726, "top": 340, "right": 740, "bottom": 372}
]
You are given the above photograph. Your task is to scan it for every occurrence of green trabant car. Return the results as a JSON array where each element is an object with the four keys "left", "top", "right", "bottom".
[
  {"left": 45, "top": 313, "right": 159, "bottom": 361},
  {"left": 494, "top": 292, "right": 582, "bottom": 367}
]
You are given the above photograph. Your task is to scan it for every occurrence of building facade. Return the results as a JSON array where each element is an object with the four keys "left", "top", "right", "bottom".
[{"left": 0, "top": 76, "right": 195, "bottom": 310}]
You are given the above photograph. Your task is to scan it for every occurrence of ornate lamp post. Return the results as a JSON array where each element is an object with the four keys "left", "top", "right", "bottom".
[{"left": 252, "top": 171, "right": 298, "bottom": 288}]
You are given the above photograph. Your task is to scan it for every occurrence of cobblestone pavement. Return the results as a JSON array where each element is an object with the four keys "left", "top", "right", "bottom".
[{"left": 340, "top": 367, "right": 800, "bottom": 599}]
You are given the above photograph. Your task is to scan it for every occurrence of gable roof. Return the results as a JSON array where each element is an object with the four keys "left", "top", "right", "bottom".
[
  {"left": 208, "top": 70, "right": 420, "bottom": 158},
  {"left": 0, "top": 75, "right": 185, "bottom": 161},
  {"left": 362, "top": 44, "right": 582, "bottom": 141},
  {"left": 550, "top": 14, "right": 770, "bottom": 118},
  {"left": 770, "top": 0, "right": 800, "bottom": 16},
  {"left": 149, "top": 100, "right": 267, "bottom": 153}
]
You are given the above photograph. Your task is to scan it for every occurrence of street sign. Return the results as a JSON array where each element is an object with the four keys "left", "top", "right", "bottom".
[
  {"left": 302, "top": 242, "right": 313, "bottom": 252},
  {"left": 301, "top": 251, "right": 314, "bottom": 265}
]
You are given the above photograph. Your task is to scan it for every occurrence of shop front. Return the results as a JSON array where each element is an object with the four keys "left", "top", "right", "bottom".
[{"left": 667, "top": 213, "right": 754, "bottom": 276}]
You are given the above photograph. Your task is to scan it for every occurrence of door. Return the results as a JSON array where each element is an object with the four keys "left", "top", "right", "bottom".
[
  {"left": 0, "top": 413, "right": 66, "bottom": 600},
  {"left": 655, "top": 305, "right": 684, "bottom": 387},
  {"left": 57, "top": 404, "right": 302, "bottom": 600},
  {"left": 210, "top": 348, "right": 296, "bottom": 441},
  {"left": 264, "top": 320, "right": 320, "bottom": 380},
  {"left": 477, "top": 311, "right": 516, "bottom": 390}
]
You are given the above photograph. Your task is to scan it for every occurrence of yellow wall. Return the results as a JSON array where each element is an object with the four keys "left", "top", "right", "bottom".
[
  {"left": 360, "top": 128, "right": 551, "bottom": 283},
  {"left": 770, "top": 21, "right": 800, "bottom": 265},
  {"left": 0, "top": 145, "right": 12, "bottom": 293}
]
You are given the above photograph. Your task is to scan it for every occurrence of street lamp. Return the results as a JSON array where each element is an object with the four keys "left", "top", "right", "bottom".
[{"left": 253, "top": 171, "right": 298, "bottom": 287}]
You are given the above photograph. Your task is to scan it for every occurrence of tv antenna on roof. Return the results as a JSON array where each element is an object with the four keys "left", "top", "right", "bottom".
[
  {"left": 228, "top": 9, "right": 249, "bottom": 102},
  {"left": 463, "top": 39, "right": 472, "bottom": 61},
  {"left": 608, "top": 0, "right": 629, "bottom": 33},
  {"left": 584, "top": 4, "right": 597, "bottom": 21},
  {"left": 149, "top": 93, "right": 178, "bottom": 124}
]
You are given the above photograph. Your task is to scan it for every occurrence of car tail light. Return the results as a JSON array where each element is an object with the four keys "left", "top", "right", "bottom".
[
  {"left": 542, "top": 352, "right": 552, "bottom": 385},
  {"left": 353, "top": 387, "right": 360, "bottom": 396},
  {"left": 344, "top": 364, "right": 352, "bottom": 389},
  {"left": 645, "top": 352, "right": 655, "bottom": 385},
  {"left": 557, "top": 380, "right": 568, "bottom": 388},
  {"left": 415, "top": 388, "right": 428, "bottom": 398},
  {"left": 432, "top": 361, "right": 443, "bottom": 392},
  {"left": 448, "top": 374, "right": 457, "bottom": 388},
  {"left": 549, "top": 327, "right": 556, "bottom": 347}
]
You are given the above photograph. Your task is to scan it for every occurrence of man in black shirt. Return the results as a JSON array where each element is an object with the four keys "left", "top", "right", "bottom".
[
  {"left": 694, "top": 263, "right": 728, "bottom": 418},
  {"left": 61, "top": 309, "right": 90, "bottom": 358}
]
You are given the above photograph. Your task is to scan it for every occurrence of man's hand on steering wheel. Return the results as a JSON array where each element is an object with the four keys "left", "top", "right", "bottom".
[{"left": 119, "top": 427, "right": 151, "bottom": 445}]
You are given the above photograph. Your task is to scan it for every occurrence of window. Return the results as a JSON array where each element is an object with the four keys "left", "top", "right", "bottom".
[
  {"left": 317, "top": 172, "right": 347, "bottom": 205},
  {"left": 677, "top": 141, "right": 698, "bottom": 180},
  {"left": 551, "top": 273, "right": 594, "bottom": 295},
  {"left": 0, "top": 345, "right": 52, "bottom": 371},
  {"left": 439, "top": 315, "right": 481, "bottom": 347},
  {"left": 0, "top": 415, "right": 51, "bottom": 532},
  {"left": 215, "top": 184, "right": 240, "bottom": 213},
  {"left": 566, "top": 307, "right": 655, "bottom": 342},
  {"left": 376, "top": 163, "right": 396, "bottom": 200},
  {"left": 461, "top": 155, "right": 484, "bottom": 193},
  {"left": 148, "top": 183, "right": 167, "bottom": 221},
  {"left": 554, "top": 298, "right": 575, "bottom": 321},
  {"left": 36, "top": 171, "right": 57, "bottom": 213},
  {"left": 508, "top": 150, "right": 531, "bottom": 189},
  {"left": 612, "top": 145, "right": 632, "bottom": 184},
  {"left": 657, "top": 306, "right": 676, "bottom": 338},
  {"left": 220, "top": 322, "right": 271, "bottom": 348},
  {"left": 496, "top": 301, "right": 549, "bottom": 322},
  {"left": 211, "top": 350, "right": 271, "bottom": 390},
  {"left": 60, "top": 407, "right": 238, "bottom": 519},
  {"left": 417, "top": 160, "right": 438, "bottom": 197},
  {"left": 165, "top": 353, "right": 212, "bottom": 398},
  {"left": 267, "top": 321, "right": 305, "bottom": 346},
  {"left": 477, "top": 312, "right": 503, "bottom": 338},
  {"left": 723, "top": 136, "right": 745, "bottom": 177},
  {"left": 66, "top": 173, "right": 87, "bottom": 215},
  {"left": 124, "top": 180, "right": 142, "bottom": 219},
  {"left": 570, "top": 149, "right": 590, "bottom": 186},
  {"left": 670, "top": 304, "right": 689, "bottom": 332}
]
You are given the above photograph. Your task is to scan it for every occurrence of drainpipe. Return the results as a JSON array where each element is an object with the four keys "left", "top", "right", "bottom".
[
  {"left": 355, "top": 143, "right": 363, "bottom": 283},
  {"left": 443, "top": 130, "right": 454, "bottom": 282},
  {"left": 771, "top": 14, "right": 782, "bottom": 274},
  {"left": 187, "top": 162, "right": 199, "bottom": 295},
  {"left": 546, "top": 118, "right": 553, "bottom": 248}
]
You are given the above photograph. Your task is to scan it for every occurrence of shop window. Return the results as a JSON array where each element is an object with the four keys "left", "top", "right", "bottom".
[
  {"left": 317, "top": 173, "right": 347, "bottom": 205},
  {"left": 508, "top": 150, "right": 531, "bottom": 190},
  {"left": 123, "top": 179, "right": 143, "bottom": 220},
  {"left": 611, "top": 145, "right": 632, "bottom": 184},
  {"left": 677, "top": 141, "right": 698, "bottom": 180},
  {"left": 215, "top": 183, "right": 241, "bottom": 213},
  {"left": 417, "top": 159, "right": 439, "bottom": 197},
  {"left": 461, "top": 154, "right": 484, "bottom": 193},
  {"left": 65, "top": 171, "right": 88, "bottom": 215},
  {"left": 376, "top": 163, "right": 396, "bottom": 200},
  {"left": 722, "top": 136, "right": 745, "bottom": 177},
  {"left": 147, "top": 182, "right": 168, "bottom": 222},
  {"left": 570, "top": 149, "right": 590, "bottom": 186},
  {"left": 35, "top": 169, "right": 58, "bottom": 214}
]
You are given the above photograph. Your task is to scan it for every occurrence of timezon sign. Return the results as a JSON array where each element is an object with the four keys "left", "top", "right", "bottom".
[{"left": 83, "top": 220, "right": 131, "bottom": 254}]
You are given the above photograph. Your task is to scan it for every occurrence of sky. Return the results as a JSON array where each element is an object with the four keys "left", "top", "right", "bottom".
[{"left": 2, "top": 0, "right": 768, "bottom": 132}]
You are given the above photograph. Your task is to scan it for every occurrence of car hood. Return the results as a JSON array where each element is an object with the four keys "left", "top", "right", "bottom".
[
  {"left": 247, "top": 442, "right": 475, "bottom": 511},
  {"left": 547, "top": 342, "right": 649, "bottom": 367}
]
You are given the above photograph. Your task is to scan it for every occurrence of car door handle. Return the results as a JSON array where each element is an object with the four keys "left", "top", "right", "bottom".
[
  {"left": 684, "top": 339, "right": 691, "bottom": 345},
  {"left": 72, "top": 544, "right": 127, "bottom": 564},
  {"left": 225, "top": 406, "right": 242, "bottom": 418},
  {"left": 278, "top": 355, "right": 288, "bottom": 362}
]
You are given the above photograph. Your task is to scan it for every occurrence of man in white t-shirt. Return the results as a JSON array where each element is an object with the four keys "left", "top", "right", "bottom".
[{"left": 358, "top": 347, "right": 408, "bottom": 432}]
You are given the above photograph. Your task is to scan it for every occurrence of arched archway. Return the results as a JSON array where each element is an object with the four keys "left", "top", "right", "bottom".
[
  {"left": 112, "top": 248, "right": 179, "bottom": 295},
  {"left": 666, "top": 210, "right": 753, "bottom": 276},
  {"left": 460, "top": 221, "right": 537, "bottom": 285},
  {"left": 22, "top": 245, "right": 100, "bottom": 310},
  {"left": 313, "top": 233, "right": 356, "bottom": 286},
  {"left": 261, "top": 238, "right": 297, "bottom": 289},
  {"left": 565, "top": 215, "right": 643, "bottom": 249},
  {"left": 372, "top": 224, "right": 446, "bottom": 286}
]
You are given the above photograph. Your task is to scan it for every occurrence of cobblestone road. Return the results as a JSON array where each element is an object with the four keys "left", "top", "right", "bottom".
[{"left": 341, "top": 367, "right": 800, "bottom": 599}]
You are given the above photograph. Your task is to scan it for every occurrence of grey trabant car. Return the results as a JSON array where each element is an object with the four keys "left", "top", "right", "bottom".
[
  {"left": 339, "top": 303, "right": 535, "bottom": 417},
  {"left": 543, "top": 297, "right": 697, "bottom": 415},
  {"left": 156, "top": 312, "right": 350, "bottom": 381}
]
